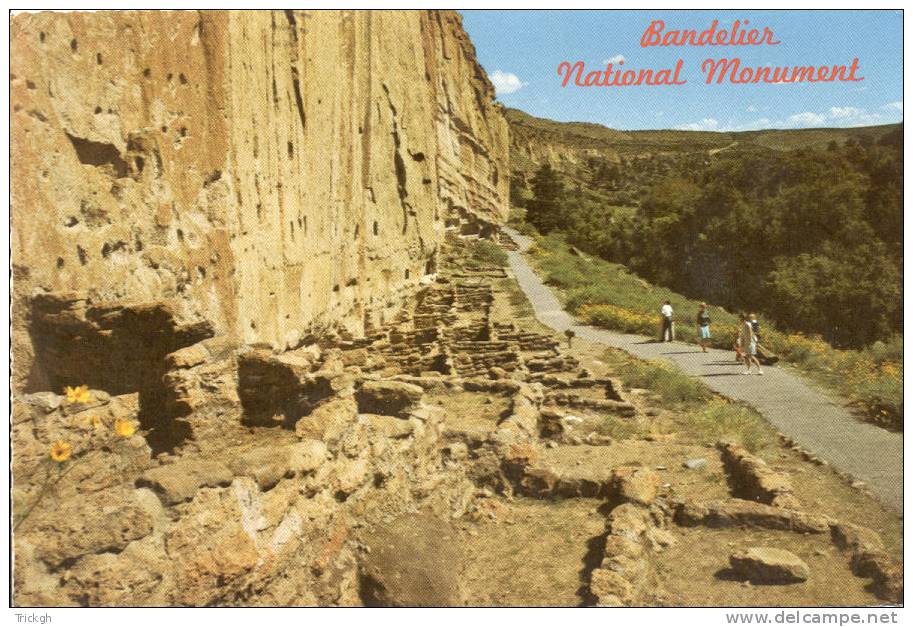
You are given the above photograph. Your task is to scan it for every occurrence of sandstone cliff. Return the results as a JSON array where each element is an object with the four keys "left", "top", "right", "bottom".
[{"left": 11, "top": 10, "right": 508, "bottom": 392}]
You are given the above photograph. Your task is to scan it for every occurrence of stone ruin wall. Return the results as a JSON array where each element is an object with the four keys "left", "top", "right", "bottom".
[{"left": 11, "top": 9, "right": 509, "bottom": 391}]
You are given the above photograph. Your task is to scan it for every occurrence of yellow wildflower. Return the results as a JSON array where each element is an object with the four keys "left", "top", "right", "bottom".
[
  {"left": 64, "top": 384, "right": 93, "bottom": 405},
  {"left": 114, "top": 418, "right": 136, "bottom": 438},
  {"left": 50, "top": 441, "right": 72, "bottom": 462}
]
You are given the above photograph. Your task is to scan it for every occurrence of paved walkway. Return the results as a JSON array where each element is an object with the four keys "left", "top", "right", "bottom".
[{"left": 502, "top": 227, "right": 903, "bottom": 513}]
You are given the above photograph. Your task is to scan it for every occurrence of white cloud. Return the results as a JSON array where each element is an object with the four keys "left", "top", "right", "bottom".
[
  {"left": 489, "top": 70, "right": 526, "bottom": 95},
  {"left": 783, "top": 105, "right": 900, "bottom": 129},
  {"left": 676, "top": 102, "right": 901, "bottom": 133},
  {"left": 603, "top": 54, "right": 625, "bottom": 65},
  {"left": 654, "top": 111, "right": 664, "bottom": 118},
  {"left": 677, "top": 118, "right": 719, "bottom": 131},
  {"left": 746, "top": 105, "right": 758, "bottom": 113},
  {"left": 828, "top": 106, "right": 865, "bottom": 119},
  {"left": 787, "top": 111, "right": 828, "bottom": 127}
]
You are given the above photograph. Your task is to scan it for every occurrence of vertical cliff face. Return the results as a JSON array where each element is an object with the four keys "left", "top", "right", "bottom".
[{"left": 11, "top": 9, "right": 508, "bottom": 389}]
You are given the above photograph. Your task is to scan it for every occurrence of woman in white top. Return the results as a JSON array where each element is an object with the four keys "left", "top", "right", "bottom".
[{"left": 739, "top": 312, "right": 763, "bottom": 375}]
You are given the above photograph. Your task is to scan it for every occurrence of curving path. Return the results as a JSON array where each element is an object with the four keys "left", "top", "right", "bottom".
[{"left": 502, "top": 227, "right": 903, "bottom": 513}]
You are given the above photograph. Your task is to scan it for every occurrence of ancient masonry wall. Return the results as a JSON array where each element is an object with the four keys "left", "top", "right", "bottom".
[{"left": 11, "top": 9, "right": 509, "bottom": 390}]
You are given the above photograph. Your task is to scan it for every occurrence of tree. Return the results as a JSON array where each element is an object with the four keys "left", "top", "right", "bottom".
[
  {"left": 526, "top": 163, "right": 565, "bottom": 233},
  {"left": 509, "top": 175, "right": 527, "bottom": 209}
]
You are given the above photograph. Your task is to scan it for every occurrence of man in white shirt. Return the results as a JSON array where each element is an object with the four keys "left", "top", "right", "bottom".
[{"left": 660, "top": 300, "right": 674, "bottom": 342}]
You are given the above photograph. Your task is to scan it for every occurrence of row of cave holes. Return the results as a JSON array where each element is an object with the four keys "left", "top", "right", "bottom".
[
  {"left": 42, "top": 33, "right": 190, "bottom": 85},
  {"left": 287, "top": 218, "right": 382, "bottom": 241},
  {"left": 322, "top": 265, "right": 417, "bottom": 297},
  {"left": 56, "top": 239, "right": 210, "bottom": 284},
  {"left": 323, "top": 259, "right": 431, "bottom": 296},
  {"left": 55, "top": 239, "right": 138, "bottom": 269}
]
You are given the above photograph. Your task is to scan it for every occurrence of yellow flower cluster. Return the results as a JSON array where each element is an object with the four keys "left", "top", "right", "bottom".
[
  {"left": 763, "top": 330, "right": 901, "bottom": 427},
  {"left": 47, "top": 385, "right": 140, "bottom": 464},
  {"left": 578, "top": 303, "right": 655, "bottom": 334},
  {"left": 50, "top": 441, "right": 72, "bottom": 462},
  {"left": 64, "top": 384, "right": 94, "bottom": 405}
]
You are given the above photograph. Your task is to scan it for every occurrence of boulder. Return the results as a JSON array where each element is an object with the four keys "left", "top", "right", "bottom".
[
  {"left": 613, "top": 467, "right": 659, "bottom": 505},
  {"left": 730, "top": 547, "right": 810, "bottom": 583},
  {"left": 289, "top": 440, "right": 329, "bottom": 474},
  {"left": 333, "top": 457, "right": 369, "bottom": 495},
  {"left": 295, "top": 397, "right": 358, "bottom": 442},
  {"left": 137, "top": 459, "right": 233, "bottom": 505},
  {"left": 608, "top": 503, "right": 651, "bottom": 541},
  {"left": 228, "top": 446, "right": 293, "bottom": 490},
  {"left": 165, "top": 344, "right": 209, "bottom": 369},
  {"left": 517, "top": 465, "right": 560, "bottom": 497},
  {"left": 646, "top": 528, "right": 677, "bottom": 551},
  {"left": 365, "top": 413, "right": 415, "bottom": 439},
  {"left": 164, "top": 481, "right": 265, "bottom": 606},
  {"left": 603, "top": 535, "right": 644, "bottom": 559},
  {"left": 851, "top": 550, "right": 903, "bottom": 603},
  {"left": 23, "top": 392, "right": 63, "bottom": 414},
  {"left": 18, "top": 487, "right": 154, "bottom": 566},
  {"left": 590, "top": 568, "right": 633, "bottom": 605},
  {"left": 61, "top": 535, "right": 169, "bottom": 606},
  {"left": 356, "top": 380, "right": 423, "bottom": 417},
  {"left": 601, "top": 554, "right": 647, "bottom": 581}
]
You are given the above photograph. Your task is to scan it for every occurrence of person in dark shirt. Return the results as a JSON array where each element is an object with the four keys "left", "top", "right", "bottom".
[
  {"left": 749, "top": 312, "right": 761, "bottom": 342},
  {"left": 696, "top": 303, "right": 711, "bottom": 353}
]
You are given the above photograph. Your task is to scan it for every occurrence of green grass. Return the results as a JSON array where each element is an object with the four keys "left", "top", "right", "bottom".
[
  {"left": 591, "top": 415, "right": 641, "bottom": 440},
  {"left": 683, "top": 401, "right": 774, "bottom": 453},
  {"left": 598, "top": 348, "right": 773, "bottom": 452},
  {"left": 613, "top": 359, "right": 712, "bottom": 407},
  {"left": 527, "top": 230, "right": 903, "bottom": 430}
]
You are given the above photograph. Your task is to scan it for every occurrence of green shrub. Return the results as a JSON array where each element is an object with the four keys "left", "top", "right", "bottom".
[
  {"left": 854, "top": 375, "right": 903, "bottom": 430},
  {"left": 467, "top": 239, "right": 508, "bottom": 267}
]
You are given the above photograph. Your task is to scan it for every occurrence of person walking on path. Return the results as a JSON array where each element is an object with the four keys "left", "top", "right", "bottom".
[
  {"left": 749, "top": 312, "right": 762, "bottom": 343},
  {"left": 660, "top": 300, "right": 674, "bottom": 342},
  {"left": 740, "top": 312, "right": 763, "bottom": 375},
  {"left": 696, "top": 303, "right": 711, "bottom": 352}
]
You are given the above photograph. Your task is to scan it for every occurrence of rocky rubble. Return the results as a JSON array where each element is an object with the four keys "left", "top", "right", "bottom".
[{"left": 729, "top": 547, "right": 811, "bottom": 583}]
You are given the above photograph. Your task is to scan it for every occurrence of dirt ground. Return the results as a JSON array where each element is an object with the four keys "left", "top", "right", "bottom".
[{"left": 459, "top": 497, "right": 605, "bottom": 607}]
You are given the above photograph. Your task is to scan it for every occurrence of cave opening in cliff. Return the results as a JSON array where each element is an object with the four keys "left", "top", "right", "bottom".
[{"left": 27, "top": 293, "right": 213, "bottom": 453}]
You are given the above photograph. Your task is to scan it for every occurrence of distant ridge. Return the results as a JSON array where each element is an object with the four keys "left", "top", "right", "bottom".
[{"left": 506, "top": 107, "right": 900, "bottom": 155}]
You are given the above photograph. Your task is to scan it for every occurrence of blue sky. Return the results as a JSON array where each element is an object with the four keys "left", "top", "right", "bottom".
[{"left": 461, "top": 10, "right": 903, "bottom": 131}]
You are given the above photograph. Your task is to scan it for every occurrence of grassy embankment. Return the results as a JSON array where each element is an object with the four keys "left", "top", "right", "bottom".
[{"left": 517, "top": 228, "right": 902, "bottom": 431}]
